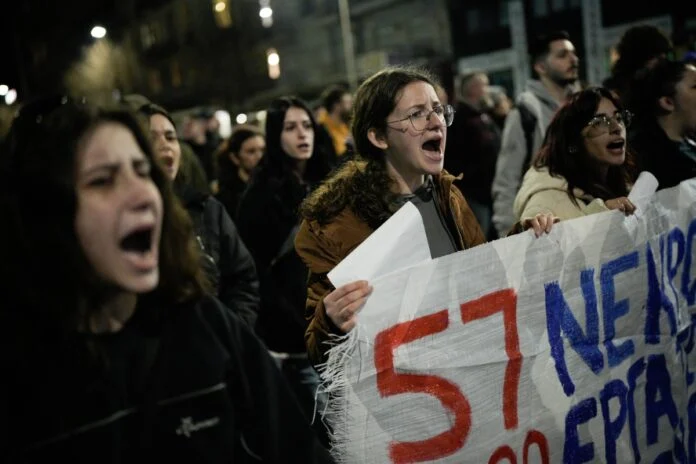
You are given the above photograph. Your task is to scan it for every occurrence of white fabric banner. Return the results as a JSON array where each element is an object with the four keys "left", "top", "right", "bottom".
[{"left": 320, "top": 179, "right": 696, "bottom": 464}]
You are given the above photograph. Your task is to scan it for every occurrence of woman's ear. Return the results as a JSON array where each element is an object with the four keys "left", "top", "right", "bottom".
[
  {"left": 367, "top": 128, "right": 389, "bottom": 150},
  {"left": 658, "top": 96, "right": 675, "bottom": 113}
]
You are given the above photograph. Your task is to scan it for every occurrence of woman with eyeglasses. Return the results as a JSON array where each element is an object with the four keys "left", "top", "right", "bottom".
[
  {"left": 295, "top": 66, "right": 556, "bottom": 367},
  {"left": 513, "top": 87, "right": 638, "bottom": 226},
  {"left": 0, "top": 98, "right": 333, "bottom": 462}
]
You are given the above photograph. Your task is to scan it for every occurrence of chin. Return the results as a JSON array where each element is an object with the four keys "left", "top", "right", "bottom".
[
  {"left": 424, "top": 161, "right": 444, "bottom": 176},
  {"left": 121, "top": 271, "right": 160, "bottom": 294}
]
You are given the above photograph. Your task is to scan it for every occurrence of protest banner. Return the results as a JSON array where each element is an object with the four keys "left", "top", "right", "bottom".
[{"left": 319, "top": 179, "right": 696, "bottom": 463}]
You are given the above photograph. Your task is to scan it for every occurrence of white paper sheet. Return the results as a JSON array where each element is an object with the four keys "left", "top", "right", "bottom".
[
  {"left": 327, "top": 202, "right": 431, "bottom": 288},
  {"left": 628, "top": 171, "right": 659, "bottom": 202}
]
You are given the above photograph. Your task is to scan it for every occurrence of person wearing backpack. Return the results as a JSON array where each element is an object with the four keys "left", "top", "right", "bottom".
[{"left": 491, "top": 30, "right": 581, "bottom": 237}]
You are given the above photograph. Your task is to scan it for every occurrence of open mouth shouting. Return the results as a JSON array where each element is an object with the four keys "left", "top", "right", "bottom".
[
  {"left": 119, "top": 223, "right": 159, "bottom": 273},
  {"left": 157, "top": 153, "right": 176, "bottom": 177},
  {"left": 606, "top": 138, "right": 625, "bottom": 156},
  {"left": 421, "top": 135, "right": 444, "bottom": 161}
]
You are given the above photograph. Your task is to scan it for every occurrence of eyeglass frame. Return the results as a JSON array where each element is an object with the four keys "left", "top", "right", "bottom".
[
  {"left": 387, "top": 104, "right": 456, "bottom": 132},
  {"left": 583, "top": 109, "right": 633, "bottom": 135}
]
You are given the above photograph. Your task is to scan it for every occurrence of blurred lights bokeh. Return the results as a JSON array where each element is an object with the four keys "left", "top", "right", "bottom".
[
  {"left": 236, "top": 113, "right": 248, "bottom": 124},
  {"left": 5, "top": 89, "right": 17, "bottom": 105},
  {"left": 0, "top": 85, "right": 8, "bottom": 96},
  {"left": 90, "top": 26, "right": 107, "bottom": 39}
]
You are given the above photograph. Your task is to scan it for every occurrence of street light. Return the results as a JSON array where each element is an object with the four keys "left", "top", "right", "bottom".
[
  {"left": 267, "top": 51, "right": 279, "bottom": 66},
  {"left": 266, "top": 48, "right": 280, "bottom": 79},
  {"left": 90, "top": 26, "right": 107, "bottom": 39},
  {"left": 0, "top": 85, "right": 8, "bottom": 96},
  {"left": 5, "top": 89, "right": 17, "bottom": 105},
  {"left": 236, "top": 113, "right": 248, "bottom": 124},
  {"left": 259, "top": 0, "right": 273, "bottom": 27},
  {"left": 215, "top": 2, "right": 226, "bottom": 12}
]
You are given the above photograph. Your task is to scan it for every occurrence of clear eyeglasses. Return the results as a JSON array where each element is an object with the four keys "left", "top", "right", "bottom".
[
  {"left": 584, "top": 110, "right": 633, "bottom": 136},
  {"left": 387, "top": 104, "right": 456, "bottom": 132}
]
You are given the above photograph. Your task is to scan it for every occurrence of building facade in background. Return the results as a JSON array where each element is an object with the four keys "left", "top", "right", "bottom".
[
  {"left": 9, "top": 0, "right": 696, "bottom": 119},
  {"left": 449, "top": 0, "right": 696, "bottom": 100}
]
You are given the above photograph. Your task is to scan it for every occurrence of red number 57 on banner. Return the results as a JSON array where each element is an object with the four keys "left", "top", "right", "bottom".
[{"left": 374, "top": 289, "right": 549, "bottom": 464}]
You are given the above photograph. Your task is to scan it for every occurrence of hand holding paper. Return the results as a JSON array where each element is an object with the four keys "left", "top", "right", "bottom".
[{"left": 323, "top": 280, "right": 373, "bottom": 333}]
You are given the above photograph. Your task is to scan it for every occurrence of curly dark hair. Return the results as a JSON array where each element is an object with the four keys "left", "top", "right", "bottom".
[
  {"left": 533, "top": 87, "right": 637, "bottom": 205},
  {"left": 0, "top": 97, "right": 208, "bottom": 337},
  {"left": 301, "top": 65, "right": 440, "bottom": 229},
  {"left": 612, "top": 26, "right": 672, "bottom": 83},
  {"left": 624, "top": 59, "right": 693, "bottom": 122}
]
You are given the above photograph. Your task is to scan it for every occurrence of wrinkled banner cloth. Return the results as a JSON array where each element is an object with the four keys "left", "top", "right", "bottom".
[{"left": 319, "top": 179, "right": 696, "bottom": 463}]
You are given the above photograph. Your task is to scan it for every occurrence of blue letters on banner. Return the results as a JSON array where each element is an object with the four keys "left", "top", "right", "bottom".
[
  {"left": 601, "top": 252, "right": 639, "bottom": 367},
  {"left": 546, "top": 269, "right": 604, "bottom": 396}
]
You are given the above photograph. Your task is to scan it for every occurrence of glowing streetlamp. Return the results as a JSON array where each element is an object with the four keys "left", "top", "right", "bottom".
[
  {"left": 266, "top": 48, "right": 280, "bottom": 79},
  {"left": 5, "top": 89, "right": 17, "bottom": 105},
  {"left": 0, "top": 85, "right": 8, "bottom": 96},
  {"left": 90, "top": 26, "right": 107, "bottom": 39},
  {"left": 259, "top": 0, "right": 273, "bottom": 27}
]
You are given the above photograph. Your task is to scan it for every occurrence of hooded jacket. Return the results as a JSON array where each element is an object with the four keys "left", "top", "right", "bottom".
[{"left": 492, "top": 80, "right": 566, "bottom": 236}]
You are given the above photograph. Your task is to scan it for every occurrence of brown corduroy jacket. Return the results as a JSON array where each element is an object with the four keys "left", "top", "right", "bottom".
[{"left": 295, "top": 167, "right": 486, "bottom": 367}]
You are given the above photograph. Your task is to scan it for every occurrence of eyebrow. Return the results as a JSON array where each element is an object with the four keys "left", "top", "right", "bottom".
[
  {"left": 403, "top": 102, "right": 442, "bottom": 111},
  {"left": 593, "top": 109, "right": 620, "bottom": 117},
  {"left": 151, "top": 128, "right": 177, "bottom": 135},
  {"left": 81, "top": 157, "right": 149, "bottom": 177}
]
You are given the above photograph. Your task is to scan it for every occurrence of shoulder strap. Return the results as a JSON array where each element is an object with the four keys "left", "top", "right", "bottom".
[
  {"left": 270, "top": 223, "right": 301, "bottom": 267},
  {"left": 517, "top": 102, "right": 538, "bottom": 176}
]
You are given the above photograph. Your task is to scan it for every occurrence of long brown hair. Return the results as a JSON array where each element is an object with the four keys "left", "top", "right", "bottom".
[
  {"left": 0, "top": 98, "right": 208, "bottom": 338},
  {"left": 533, "top": 87, "right": 637, "bottom": 205},
  {"left": 301, "top": 65, "right": 440, "bottom": 229}
]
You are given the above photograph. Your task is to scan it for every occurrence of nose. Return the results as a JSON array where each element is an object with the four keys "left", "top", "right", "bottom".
[
  {"left": 125, "top": 174, "right": 158, "bottom": 212},
  {"left": 152, "top": 137, "right": 167, "bottom": 153},
  {"left": 428, "top": 110, "right": 446, "bottom": 130}
]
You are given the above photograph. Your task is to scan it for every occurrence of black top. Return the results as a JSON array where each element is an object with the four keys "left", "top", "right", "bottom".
[
  {"left": 630, "top": 121, "right": 696, "bottom": 190},
  {"left": 1, "top": 296, "right": 333, "bottom": 463},
  {"left": 236, "top": 171, "right": 313, "bottom": 353}
]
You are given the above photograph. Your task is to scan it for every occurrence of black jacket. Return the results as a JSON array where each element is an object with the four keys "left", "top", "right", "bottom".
[
  {"left": 178, "top": 184, "right": 260, "bottom": 328},
  {"left": 216, "top": 170, "right": 247, "bottom": 221},
  {"left": 236, "top": 172, "right": 310, "bottom": 353},
  {"left": 444, "top": 102, "right": 501, "bottom": 204},
  {"left": 1, "top": 295, "right": 333, "bottom": 462},
  {"left": 630, "top": 121, "right": 696, "bottom": 190}
]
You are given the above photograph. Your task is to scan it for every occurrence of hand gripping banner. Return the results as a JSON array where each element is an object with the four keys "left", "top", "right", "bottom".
[{"left": 318, "top": 179, "right": 696, "bottom": 463}]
